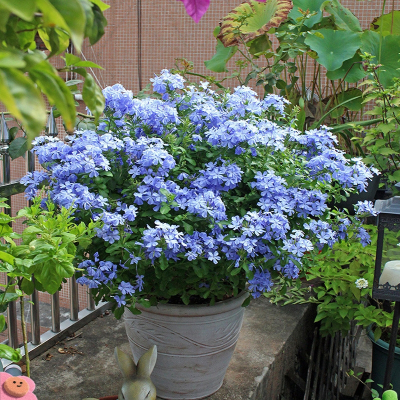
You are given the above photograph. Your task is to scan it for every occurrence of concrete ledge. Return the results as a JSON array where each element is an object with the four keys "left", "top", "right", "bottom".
[{"left": 30, "top": 297, "right": 315, "bottom": 400}]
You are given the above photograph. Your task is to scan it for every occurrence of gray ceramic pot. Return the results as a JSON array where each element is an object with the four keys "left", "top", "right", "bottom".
[{"left": 124, "top": 291, "right": 248, "bottom": 400}]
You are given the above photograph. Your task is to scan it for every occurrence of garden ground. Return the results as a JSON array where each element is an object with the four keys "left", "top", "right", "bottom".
[{"left": 29, "top": 297, "right": 319, "bottom": 399}]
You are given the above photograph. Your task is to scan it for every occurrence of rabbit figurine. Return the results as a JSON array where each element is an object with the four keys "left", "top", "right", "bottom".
[
  {"left": 115, "top": 345, "right": 157, "bottom": 400},
  {"left": 83, "top": 345, "right": 157, "bottom": 400}
]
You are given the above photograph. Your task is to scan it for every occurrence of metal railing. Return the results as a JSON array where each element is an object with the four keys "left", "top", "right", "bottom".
[{"left": 0, "top": 128, "right": 109, "bottom": 365}]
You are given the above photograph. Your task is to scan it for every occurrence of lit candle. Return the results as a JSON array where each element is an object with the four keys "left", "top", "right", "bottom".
[{"left": 379, "top": 260, "right": 400, "bottom": 287}]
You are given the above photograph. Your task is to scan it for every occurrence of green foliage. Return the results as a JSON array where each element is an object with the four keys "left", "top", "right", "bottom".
[
  {"left": 0, "top": 0, "right": 108, "bottom": 146},
  {"left": 204, "top": 27, "right": 237, "bottom": 73},
  {"left": 265, "top": 224, "right": 394, "bottom": 337},
  {"left": 304, "top": 29, "right": 361, "bottom": 71},
  {"left": 203, "top": 0, "right": 400, "bottom": 148},
  {"left": 352, "top": 55, "right": 400, "bottom": 191},
  {"left": 0, "top": 197, "right": 100, "bottom": 362}
]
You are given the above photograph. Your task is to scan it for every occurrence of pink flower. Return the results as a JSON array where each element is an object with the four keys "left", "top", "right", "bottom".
[
  {"left": 177, "top": 0, "right": 210, "bottom": 23},
  {"left": 0, "top": 372, "right": 37, "bottom": 400},
  {"left": 177, "top": 0, "right": 267, "bottom": 23}
]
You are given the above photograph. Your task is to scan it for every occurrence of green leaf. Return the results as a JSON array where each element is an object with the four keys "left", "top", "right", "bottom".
[
  {"left": 38, "top": 28, "right": 70, "bottom": 56},
  {"left": 0, "top": 68, "right": 46, "bottom": 143},
  {"left": 0, "top": 0, "right": 36, "bottom": 20},
  {"left": 159, "top": 253, "right": 168, "bottom": 271},
  {"left": 0, "top": 314, "right": 6, "bottom": 332},
  {"left": 29, "top": 65, "right": 76, "bottom": 132},
  {"left": 9, "top": 136, "right": 28, "bottom": 160},
  {"left": 82, "top": 74, "right": 105, "bottom": 123},
  {"left": 38, "top": 0, "right": 86, "bottom": 52},
  {"left": 248, "top": 35, "right": 271, "bottom": 57},
  {"left": 321, "top": 0, "right": 362, "bottom": 32},
  {"left": 21, "top": 277, "right": 35, "bottom": 296},
  {"left": 338, "top": 308, "right": 348, "bottom": 318},
  {"left": 160, "top": 204, "right": 171, "bottom": 215},
  {"left": 182, "top": 222, "right": 194, "bottom": 235},
  {"left": 205, "top": 37, "right": 237, "bottom": 72},
  {"left": 335, "top": 88, "right": 363, "bottom": 112},
  {"left": 361, "top": 31, "right": 400, "bottom": 88},
  {"left": 0, "top": 344, "right": 21, "bottom": 363},
  {"left": 0, "top": 250, "right": 14, "bottom": 265},
  {"left": 90, "top": 0, "right": 110, "bottom": 11},
  {"left": 65, "top": 53, "right": 102, "bottom": 69},
  {"left": 0, "top": 7, "right": 10, "bottom": 32},
  {"left": 87, "top": 3, "right": 107, "bottom": 45},
  {"left": 374, "top": 326, "right": 382, "bottom": 342},
  {"left": 0, "top": 213, "right": 12, "bottom": 224},
  {"left": 231, "top": 267, "right": 242, "bottom": 276},
  {"left": 326, "top": 52, "right": 366, "bottom": 83},
  {"left": 304, "top": 29, "right": 361, "bottom": 71},
  {"left": 289, "top": 0, "right": 325, "bottom": 28},
  {"left": 370, "top": 11, "right": 400, "bottom": 37},
  {"left": 0, "top": 49, "right": 26, "bottom": 68},
  {"left": 241, "top": 295, "right": 251, "bottom": 307},
  {"left": 218, "top": 0, "right": 293, "bottom": 47},
  {"left": 0, "top": 292, "right": 20, "bottom": 305}
]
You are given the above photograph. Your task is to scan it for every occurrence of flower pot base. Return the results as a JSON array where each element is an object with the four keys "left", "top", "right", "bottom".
[{"left": 124, "top": 292, "right": 248, "bottom": 400}]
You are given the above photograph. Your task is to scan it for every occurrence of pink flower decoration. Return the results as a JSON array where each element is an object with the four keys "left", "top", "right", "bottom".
[
  {"left": 0, "top": 372, "right": 37, "bottom": 400},
  {"left": 177, "top": 0, "right": 210, "bottom": 23}
]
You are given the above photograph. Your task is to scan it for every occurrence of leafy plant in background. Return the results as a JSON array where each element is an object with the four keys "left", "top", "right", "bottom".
[
  {"left": 0, "top": 0, "right": 108, "bottom": 150},
  {"left": 350, "top": 54, "right": 400, "bottom": 191},
  {"left": 204, "top": 0, "right": 400, "bottom": 142},
  {"left": 265, "top": 217, "right": 395, "bottom": 339},
  {"left": 0, "top": 197, "right": 99, "bottom": 376},
  {"left": 22, "top": 70, "right": 377, "bottom": 319}
]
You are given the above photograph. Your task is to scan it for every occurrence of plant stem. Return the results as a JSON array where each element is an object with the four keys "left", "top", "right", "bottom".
[
  {"left": 379, "top": 0, "right": 387, "bottom": 64},
  {"left": 19, "top": 296, "right": 30, "bottom": 378}
]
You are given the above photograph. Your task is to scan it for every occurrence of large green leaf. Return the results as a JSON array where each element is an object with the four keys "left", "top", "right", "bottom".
[
  {"left": 0, "top": 7, "right": 10, "bottom": 32},
  {"left": 361, "top": 30, "right": 400, "bottom": 88},
  {"left": 0, "top": 49, "right": 26, "bottom": 68},
  {"left": 30, "top": 68, "right": 76, "bottom": 132},
  {"left": 38, "top": 28, "right": 70, "bottom": 56},
  {"left": 0, "top": 0, "right": 36, "bottom": 21},
  {"left": 0, "top": 344, "right": 21, "bottom": 363},
  {"left": 321, "top": 0, "right": 362, "bottom": 32},
  {"left": 218, "top": 0, "right": 292, "bottom": 47},
  {"left": 370, "top": 11, "right": 400, "bottom": 36},
  {"left": 82, "top": 74, "right": 105, "bottom": 123},
  {"left": 0, "top": 68, "right": 46, "bottom": 143},
  {"left": 289, "top": 0, "right": 325, "bottom": 28},
  {"left": 205, "top": 27, "right": 237, "bottom": 72},
  {"left": 326, "top": 52, "right": 366, "bottom": 83},
  {"left": 84, "top": 2, "right": 108, "bottom": 46},
  {"left": 37, "top": 0, "right": 86, "bottom": 52},
  {"left": 9, "top": 137, "right": 28, "bottom": 160},
  {"left": 304, "top": 29, "right": 361, "bottom": 71}
]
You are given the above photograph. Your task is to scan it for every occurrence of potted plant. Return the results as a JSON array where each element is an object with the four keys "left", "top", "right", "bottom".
[{"left": 24, "top": 70, "right": 377, "bottom": 399}]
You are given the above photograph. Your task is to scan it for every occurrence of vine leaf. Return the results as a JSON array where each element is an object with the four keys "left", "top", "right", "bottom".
[{"left": 218, "top": 0, "right": 292, "bottom": 47}]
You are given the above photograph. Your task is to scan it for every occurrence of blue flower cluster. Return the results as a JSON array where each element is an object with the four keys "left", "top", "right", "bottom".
[{"left": 24, "top": 70, "right": 378, "bottom": 308}]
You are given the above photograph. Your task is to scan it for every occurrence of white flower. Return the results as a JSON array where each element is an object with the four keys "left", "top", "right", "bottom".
[{"left": 355, "top": 278, "right": 369, "bottom": 289}]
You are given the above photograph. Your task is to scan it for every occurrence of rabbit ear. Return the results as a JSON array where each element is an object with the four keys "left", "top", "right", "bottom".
[
  {"left": 137, "top": 345, "right": 157, "bottom": 378},
  {"left": 114, "top": 347, "right": 137, "bottom": 378}
]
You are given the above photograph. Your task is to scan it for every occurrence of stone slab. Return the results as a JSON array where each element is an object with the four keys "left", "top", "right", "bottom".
[{"left": 29, "top": 297, "right": 315, "bottom": 400}]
